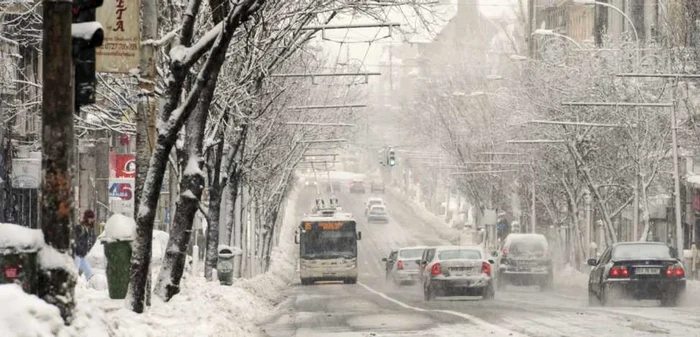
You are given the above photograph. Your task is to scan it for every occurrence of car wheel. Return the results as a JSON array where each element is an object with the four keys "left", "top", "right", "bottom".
[
  {"left": 539, "top": 273, "right": 553, "bottom": 291},
  {"left": 483, "top": 283, "right": 495, "bottom": 300},
  {"left": 423, "top": 284, "right": 435, "bottom": 301},
  {"left": 601, "top": 285, "right": 617, "bottom": 307},
  {"left": 588, "top": 287, "right": 600, "bottom": 306},
  {"left": 660, "top": 293, "right": 679, "bottom": 307}
]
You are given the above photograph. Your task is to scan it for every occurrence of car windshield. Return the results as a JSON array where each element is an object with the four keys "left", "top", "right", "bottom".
[
  {"left": 399, "top": 248, "right": 424, "bottom": 259},
  {"left": 438, "top": 249, "right": 481, "bottom": 260},
  {"left": 370, "top": 206, "right": 386, "bottom": 213},
  {"left": 368, "top": 200, "right": 382, "bottom": 206},
  {"left": 613, "top": 244, "right": 673, "bottom": 260},
  {"left": 508, "top": 240, "right": 546, "bottom": 255}
]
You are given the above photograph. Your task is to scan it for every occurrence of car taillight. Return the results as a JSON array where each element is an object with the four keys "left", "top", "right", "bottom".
[
  {"left": 482, "top": 261, "right": 491, "bottom": 276},
  {"left": 609, "top": 266, "right": 629, "bottom": 278},
  {"left": 397, "top": 260, "right": 404, "bottom": 270},
  {"left": 430, "top": 263, "right": 442, "bottom": 275},
  {"left": 502, "top": 248, "right": 508, "bottom": 256},
  {"left": 666, "top": 264, "right": 685, "bottom": 278}
]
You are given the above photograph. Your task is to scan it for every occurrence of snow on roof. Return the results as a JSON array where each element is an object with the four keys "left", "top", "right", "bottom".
[
  {"left": 301, "top": 212, "right": 355, "bottom": 222},
  {"left": 102, "top": 214, "right": 136, "bottom": 242},
  {"left": 0, "top": 223, "right": 45, "bottom": 253}
]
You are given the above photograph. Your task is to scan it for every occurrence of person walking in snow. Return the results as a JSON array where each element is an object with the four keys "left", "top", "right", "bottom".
[{"left": 74, "top": 209, "right": 96, "bottom": 280}]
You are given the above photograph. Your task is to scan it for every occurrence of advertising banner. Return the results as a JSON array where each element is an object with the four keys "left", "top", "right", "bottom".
[
  {"left": 115, "top": 154, "right": 136, "bottom": 178},
  {"left": 109, "top": 178, "right": 134, "bottom": 217},
  {"left": 96, "top": 0, "right": 140, "bottom": 73}
]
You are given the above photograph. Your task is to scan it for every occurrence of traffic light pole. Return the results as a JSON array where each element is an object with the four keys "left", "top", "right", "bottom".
[{"left": 39, "top": 0, "right": 76, "bottom": 322}]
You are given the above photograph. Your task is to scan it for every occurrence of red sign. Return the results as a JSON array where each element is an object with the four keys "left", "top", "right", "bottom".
[{"left": 115, "top": 154, "right": 136, "bottom": 178}]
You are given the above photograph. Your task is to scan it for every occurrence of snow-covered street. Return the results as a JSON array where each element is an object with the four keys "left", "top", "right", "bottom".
[{"left": 261, "top": 188, "right": 700, "bottom": 337}]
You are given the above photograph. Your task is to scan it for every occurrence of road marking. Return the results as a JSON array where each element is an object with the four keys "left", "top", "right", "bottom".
[{"left": 357, "top": 282, "right": 525, "bottom": 337}]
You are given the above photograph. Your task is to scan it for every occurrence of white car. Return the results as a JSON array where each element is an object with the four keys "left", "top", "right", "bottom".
[
  {"left": 383, "top": 246, "right": 427, "bottom": 285},
  {"left": 364, "top": 197, "right": 385, "bottom": 215}
]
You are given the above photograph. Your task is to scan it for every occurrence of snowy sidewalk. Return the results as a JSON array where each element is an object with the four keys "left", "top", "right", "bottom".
[{"left": 1, "top": 187, "right": 301, "bottom": 337}]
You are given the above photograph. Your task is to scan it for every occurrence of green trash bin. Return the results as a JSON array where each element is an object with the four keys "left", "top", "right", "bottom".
[
  {"left": 103, "top": 239, "right": 132, "bottom": 299},
  {"left": 0, "top": 223, "right": 42, "bottom": 294}
]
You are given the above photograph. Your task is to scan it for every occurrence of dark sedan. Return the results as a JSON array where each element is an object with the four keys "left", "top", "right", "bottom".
[{"left": 588, "top": 242, "right": 686, "bottom": 307}]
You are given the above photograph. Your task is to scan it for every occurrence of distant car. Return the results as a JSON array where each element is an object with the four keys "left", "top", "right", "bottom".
[
  {"left": 419, "top": 246, "right": 495, "bottom": 301},
  {"left": 349, "top": 180, "right": 366, "bottom": 193},
  {"left": 383, "top": 246, "right": 426, "bottom": 285},
  {"left": 587, "top": 242, "right": 686, "bottom": 307},
  {"left": 365, "top": 197, "right": 385, "bottom": 215},
  {"left": 496, "top": 233, "right": 553, "bottom": 291},
  {"left": 371, "top": 181, "right": 385, "bottom": 193},
  {"left": 366, "top": 205, "right": 388, "bottom": 223},
  {"left": 304, "top": 180, "right": 318, "bottom": 189}
]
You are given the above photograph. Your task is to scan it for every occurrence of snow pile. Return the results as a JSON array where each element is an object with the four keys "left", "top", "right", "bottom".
[
  {"left": 0, "top": 284, "right": 111, "bottom": 337},
  {"left": 0, "top": 223, "right": 44, "bottom": 253},
  {"left": 103, "top": 214, "right": 136, "bottom": 242},
  {"left": 77, "top": 185, "right": 302, "bottom": 337},
  {"left": 39, "top": 245, "right": 78, "bottom": 278}
]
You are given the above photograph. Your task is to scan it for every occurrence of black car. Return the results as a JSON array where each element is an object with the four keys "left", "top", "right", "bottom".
[
  {"left": 587, "top": 242, "right": 686, "bottom": 307},
  {"left": 496, "top": 234, "right": 553, "bottom": 291}
]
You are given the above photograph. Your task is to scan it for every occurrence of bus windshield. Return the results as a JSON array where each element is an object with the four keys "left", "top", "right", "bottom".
[{"left": 301, "top": 229, "right": 356, "bottom": 259}]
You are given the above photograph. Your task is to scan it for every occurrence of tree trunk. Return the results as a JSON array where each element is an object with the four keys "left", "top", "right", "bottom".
[{"left": 204, "top": 137, "right": 225, "bottom": 280}]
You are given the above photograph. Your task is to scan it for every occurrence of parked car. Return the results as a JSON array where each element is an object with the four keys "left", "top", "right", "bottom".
[
  {"left": 587, "top": 242, "right": 686, "bottom": 307},
  {"left": 371, "top": 180, "right": 385, "bottom": 193},
  {"left": 383, "top": 246, "right": 426, "bottom": 285},
  {"left": 366, "top": 205, "right": 388, "bottom": 223},
  {"left": 364, "top": 197, "right": 385, "bottom": 215},
  {"left": 495, "top": 233, "right": 553, "bottom": 291},
  {"left": 419, "top": 246, "right": 495, "bottom": 301},
  {"left": 349, "top": 180, "right": 366, "bottom": 194}
]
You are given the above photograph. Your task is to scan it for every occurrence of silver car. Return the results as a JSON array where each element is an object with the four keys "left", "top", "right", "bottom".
[
  {"left": 382, "top": 246, "right": 427, "bottom": 285},
  {"left": 366, "top": 205, "right": 389, "bottom": 223},
  {"left": 419, "top": 246, "right": 496, "bottom": 301}
]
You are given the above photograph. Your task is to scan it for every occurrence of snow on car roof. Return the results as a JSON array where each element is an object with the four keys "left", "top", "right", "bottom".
[
  {"left": 368, "top": 197, "right": 384, "bottom": 202},
  {"left": 504, "top": 233, "right": 548, "bottom": 244},
  {"left": 399, "top": 246, "right": 427, "bottom": 251}
]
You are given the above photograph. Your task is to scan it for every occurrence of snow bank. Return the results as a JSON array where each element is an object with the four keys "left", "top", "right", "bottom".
[
  {"left": 0, "top": 284, "right": 111, "bottom": 337},
  {"left": 0, "top": 223, "right": 44, "bottom": 253},
  {"left": 76, "top": 185, "right": 302, "bottom": 337},
  {"left": 386, "top": 186, "right": 462, "bottom": 243},
  {"left": 103, "top": 214, "right": 137, "bottom": 242}
]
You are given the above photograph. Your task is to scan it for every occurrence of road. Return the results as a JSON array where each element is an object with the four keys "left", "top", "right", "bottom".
[{"left": 260, "top": 186, "right": 700, "bottom": 337}]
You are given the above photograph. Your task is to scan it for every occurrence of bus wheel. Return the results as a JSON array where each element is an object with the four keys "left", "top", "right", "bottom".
[{"left": 344, "top": 278, "right": 357, "bottom": 284}]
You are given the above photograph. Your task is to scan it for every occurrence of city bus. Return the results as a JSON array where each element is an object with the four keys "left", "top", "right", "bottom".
[{"left": 296, "top": 205, "right": 362, "bottom": 285}]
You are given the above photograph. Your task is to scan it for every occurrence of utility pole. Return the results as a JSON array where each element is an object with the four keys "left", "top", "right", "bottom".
[
  {"left": 39, "top": 0, "right": 76, "bottom": 322},
  {"left": 130, "top": 0, "right": 158, "bottom": 311}
]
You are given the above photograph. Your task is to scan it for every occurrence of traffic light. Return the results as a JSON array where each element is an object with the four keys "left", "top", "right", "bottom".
[
  {"left": 72, "top": 0, "right": 104, "bottom": 110},
  {"left": 388, "top": 148, "right": 396, "bottom": 167}
]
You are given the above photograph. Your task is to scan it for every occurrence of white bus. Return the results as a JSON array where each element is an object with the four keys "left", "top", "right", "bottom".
[{"left": 296, "top": 208, "right": 362, "bottom": 285}]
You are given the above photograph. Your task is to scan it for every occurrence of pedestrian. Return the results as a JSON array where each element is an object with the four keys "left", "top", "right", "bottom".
[{"left": 74, "top": 209, "right": 96, "bottom": 280}]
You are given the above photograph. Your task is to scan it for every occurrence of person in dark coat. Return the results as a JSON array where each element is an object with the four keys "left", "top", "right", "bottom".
[{"left": 74, "top": 209, "right": 96, "bottom": 280}]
